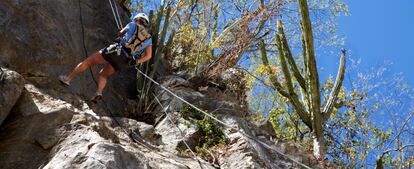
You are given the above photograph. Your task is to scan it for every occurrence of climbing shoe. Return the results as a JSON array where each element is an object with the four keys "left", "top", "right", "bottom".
[
  {"left": 59, "top": 75, "right": 70, "bottom": 86},
  {"left": 90, "top": 92, "right": 103, "bottom": 103}
]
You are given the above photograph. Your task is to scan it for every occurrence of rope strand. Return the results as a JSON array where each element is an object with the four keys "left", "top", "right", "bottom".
[
  {"left": 108, "top": 0, "right": 121, "bottom": 30},
  {"left": 77, "top": 2, "right": 209, "bottom": 168},
  {"left": 112, "top": 0, "right": 123, "bottom": 29},
  {"left": 135, "top": 67, "right": 313, "bottom": 169},
  {"left": 153, "top": 93, "right": 208, "bottom": 168}
]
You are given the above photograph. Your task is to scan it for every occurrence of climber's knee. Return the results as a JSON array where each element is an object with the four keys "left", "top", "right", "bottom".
[
  {"left": 85, "top": 52, "right": 105, "bottom": 66},
  {"left": 99, "top": 64, "right": 115, "bottom": 78}
]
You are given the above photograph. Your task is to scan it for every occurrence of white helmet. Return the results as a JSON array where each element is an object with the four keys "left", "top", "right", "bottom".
[{"left": 133, "top": 13, "right": 149, "bottom": 24}]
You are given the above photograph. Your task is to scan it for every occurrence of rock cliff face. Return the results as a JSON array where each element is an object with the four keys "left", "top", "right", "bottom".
[
  {"left": 0, "top": 1, "right": 322, "bottom": 169},
  {"left": 0, "top": 0, "right": 136, "bottom": 115}
]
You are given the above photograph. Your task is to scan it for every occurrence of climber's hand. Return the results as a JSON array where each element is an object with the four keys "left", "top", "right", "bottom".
[{"left": 135, "top": 60, "right": 142, "bottom": 66}]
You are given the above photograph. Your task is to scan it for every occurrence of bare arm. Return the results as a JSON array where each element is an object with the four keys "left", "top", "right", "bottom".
[{"left": 136, "top": 45, "right": 152, "bottom": 64}]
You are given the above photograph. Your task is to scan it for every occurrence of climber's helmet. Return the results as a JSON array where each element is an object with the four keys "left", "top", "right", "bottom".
[{"left": 133, "top": 13, "right": 149, "bottom": 27}]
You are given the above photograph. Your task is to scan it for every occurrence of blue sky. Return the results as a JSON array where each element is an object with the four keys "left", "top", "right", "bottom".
[
  {"left": 327, "top": 1, "right": 414, "bottom": 164},
  {"left": 321, "top": 0, "right": 414, "bottom": 86}
]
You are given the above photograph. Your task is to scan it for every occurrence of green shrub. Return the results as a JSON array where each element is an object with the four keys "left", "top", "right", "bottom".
[{"left": 178, "top": 105, "right": 228, "bottom": 154}]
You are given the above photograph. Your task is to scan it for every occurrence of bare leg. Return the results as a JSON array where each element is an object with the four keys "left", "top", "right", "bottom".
[
  {"left": 67, "top": 51, "right": 106, "bottom": 82},
  {"left": 97, "top": 64, "right": 115, "bottom": 94}
]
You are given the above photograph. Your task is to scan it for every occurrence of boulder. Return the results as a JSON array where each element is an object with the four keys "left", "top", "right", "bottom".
[
  {"left": 0, "top": 83, "right": 80, "bottom": 169},
  {"left": 43, "top": 113, "right": 215, "bottom": 169},
  {"left": 0, "top": 68, "right": 25, "bottom": 126},
  {"left": 156, "top": 75, "right": 248, "bottom": 118},
  {"left": 155, "top": 112, "right": 200, "bottom": 153},
  {"left": 0, "top": 111, "right": 73, "bottom": 169},
  {"left": 0, "top": 82, "right": 215, "bottom": 169},
  {"left": 42, "top": 124, "right": 150, "bottom": 169},
  {"left": 217, "top": 115, "right": 321, "bottom": 169}
]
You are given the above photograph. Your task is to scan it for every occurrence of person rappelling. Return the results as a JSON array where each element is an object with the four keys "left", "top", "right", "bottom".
[{"left": 59, "top": 13, "right": 152, "bottom": 102}]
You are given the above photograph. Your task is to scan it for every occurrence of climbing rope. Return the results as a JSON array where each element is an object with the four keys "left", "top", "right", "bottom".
[
  {"left": 74, "top": 2, "right": 214, "bottom": 168},
  {"left": 103, "top": 1, "right": 313, "bottom": 168},
  {"left": 113, "top": 0, "right": 123, "bottom": 29},
  {"left": 77, "top": 0, "right": 173, "bottom": 155},
  {"left": 152, "top": 93, "right": 208, "bottom": 166},
  {"left": 108, "top": 0, "right": 123, "bottom": 30},
  {"left": 135, "top": 67, "right": 313, "bottom": 169},
  {"left": 78, "top": 0, "right": 137, "bottom": 143}
]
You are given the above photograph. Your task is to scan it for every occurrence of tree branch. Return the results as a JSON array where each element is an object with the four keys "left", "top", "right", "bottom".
[
  {"left": 234, "top": 66, "right": 277, "bottom": 91},
  {"left": 323, "top": 49, "right": 346, "bottom": 119},
  {"left": 382, "top": 144, "right": 414, "bottom": 156},
  {"left": 385, "top": 110, "right": 414, "bottom": 150},
  {"left": 376, "top": 144, "right": 414, "bottom": 169}
]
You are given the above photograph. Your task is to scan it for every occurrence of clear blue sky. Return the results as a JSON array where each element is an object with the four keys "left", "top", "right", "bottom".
[
  {"left": 328, "top": 0, "right": 414, "bottom": 86},
  {"left": 328, "top": 1, "right": 414, "bottom": 164}
]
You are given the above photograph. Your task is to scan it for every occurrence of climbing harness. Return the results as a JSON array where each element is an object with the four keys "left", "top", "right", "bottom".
[
  {"left": 116, "top": 44, "right": 122, "bottom": 56},
  {"left": 108, "top": 1, "right": 152, "bottom": 67},
  {"left": 0, "top": 67, "right": 4, "bottom": 83},
  {"left": 124, "top": 24, "right": 152, "bottom": 54}
]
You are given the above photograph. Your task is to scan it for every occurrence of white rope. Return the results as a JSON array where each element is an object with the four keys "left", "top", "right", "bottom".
[
  {"left": 108, "top": 0, "right": 121, "bottom": 30},
  {"left": 135, "top": 67, "right": 313, "bottom": 169},
  {"left": 112, "top": 0, "right": 123, "bottom": 29},
  {"left": 152, "top": 93, "right": 206, "bottom": 165}
]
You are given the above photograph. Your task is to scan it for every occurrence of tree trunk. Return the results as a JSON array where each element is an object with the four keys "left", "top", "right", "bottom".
[{"left": 312, "top": 130, "right": 326, "bottom": 159}]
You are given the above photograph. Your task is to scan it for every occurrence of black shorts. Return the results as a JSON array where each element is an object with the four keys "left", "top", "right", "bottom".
[{"left": 100, "top": 43, "right": 134, "bottom": 71}]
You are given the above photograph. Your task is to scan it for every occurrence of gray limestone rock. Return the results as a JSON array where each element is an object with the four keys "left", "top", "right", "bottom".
[
  {"left": 0, "top": 68, "right": 25, "bottom": 126},
  {"left": 155, "top": 112, "right": 200, "bottom": 153},
  {"left": 0, "top": 0, "right": 135, "bottom": 117}
]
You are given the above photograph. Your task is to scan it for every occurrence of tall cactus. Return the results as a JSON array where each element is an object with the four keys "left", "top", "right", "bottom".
[
  {"left": 136, "top": 2, "right": 173, "bottom": 109},
  {"left": 150, "top": 4, "right": 171, "bottom": 78},
  {"left": 260, "top": 8, "right": 346, "bottom": 159}
]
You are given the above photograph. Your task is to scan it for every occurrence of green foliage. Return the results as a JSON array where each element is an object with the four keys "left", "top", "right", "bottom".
[
  {"left": 171, "top": 22, "right": 215, "bottom": 70},
  {"left": 196, "top": 116, "right": 228, "bottom": 148},
  {"left": 123, "top": 0, "right": 144, "bottom": 12},
  {"left": 178, "top": 104, "right": 204, "bottom": 120},
  {"left": 178, "top": 105, "right": 228, "bottom": 152},
  {"left": 269, "top": 108, "right": 300, "bottom": 141},
  {"left": 252, "top": 113, "right": 266, "bottom": 122},
  {"left": 325, "top": 86, "right": 393, "bottom": 168}
]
